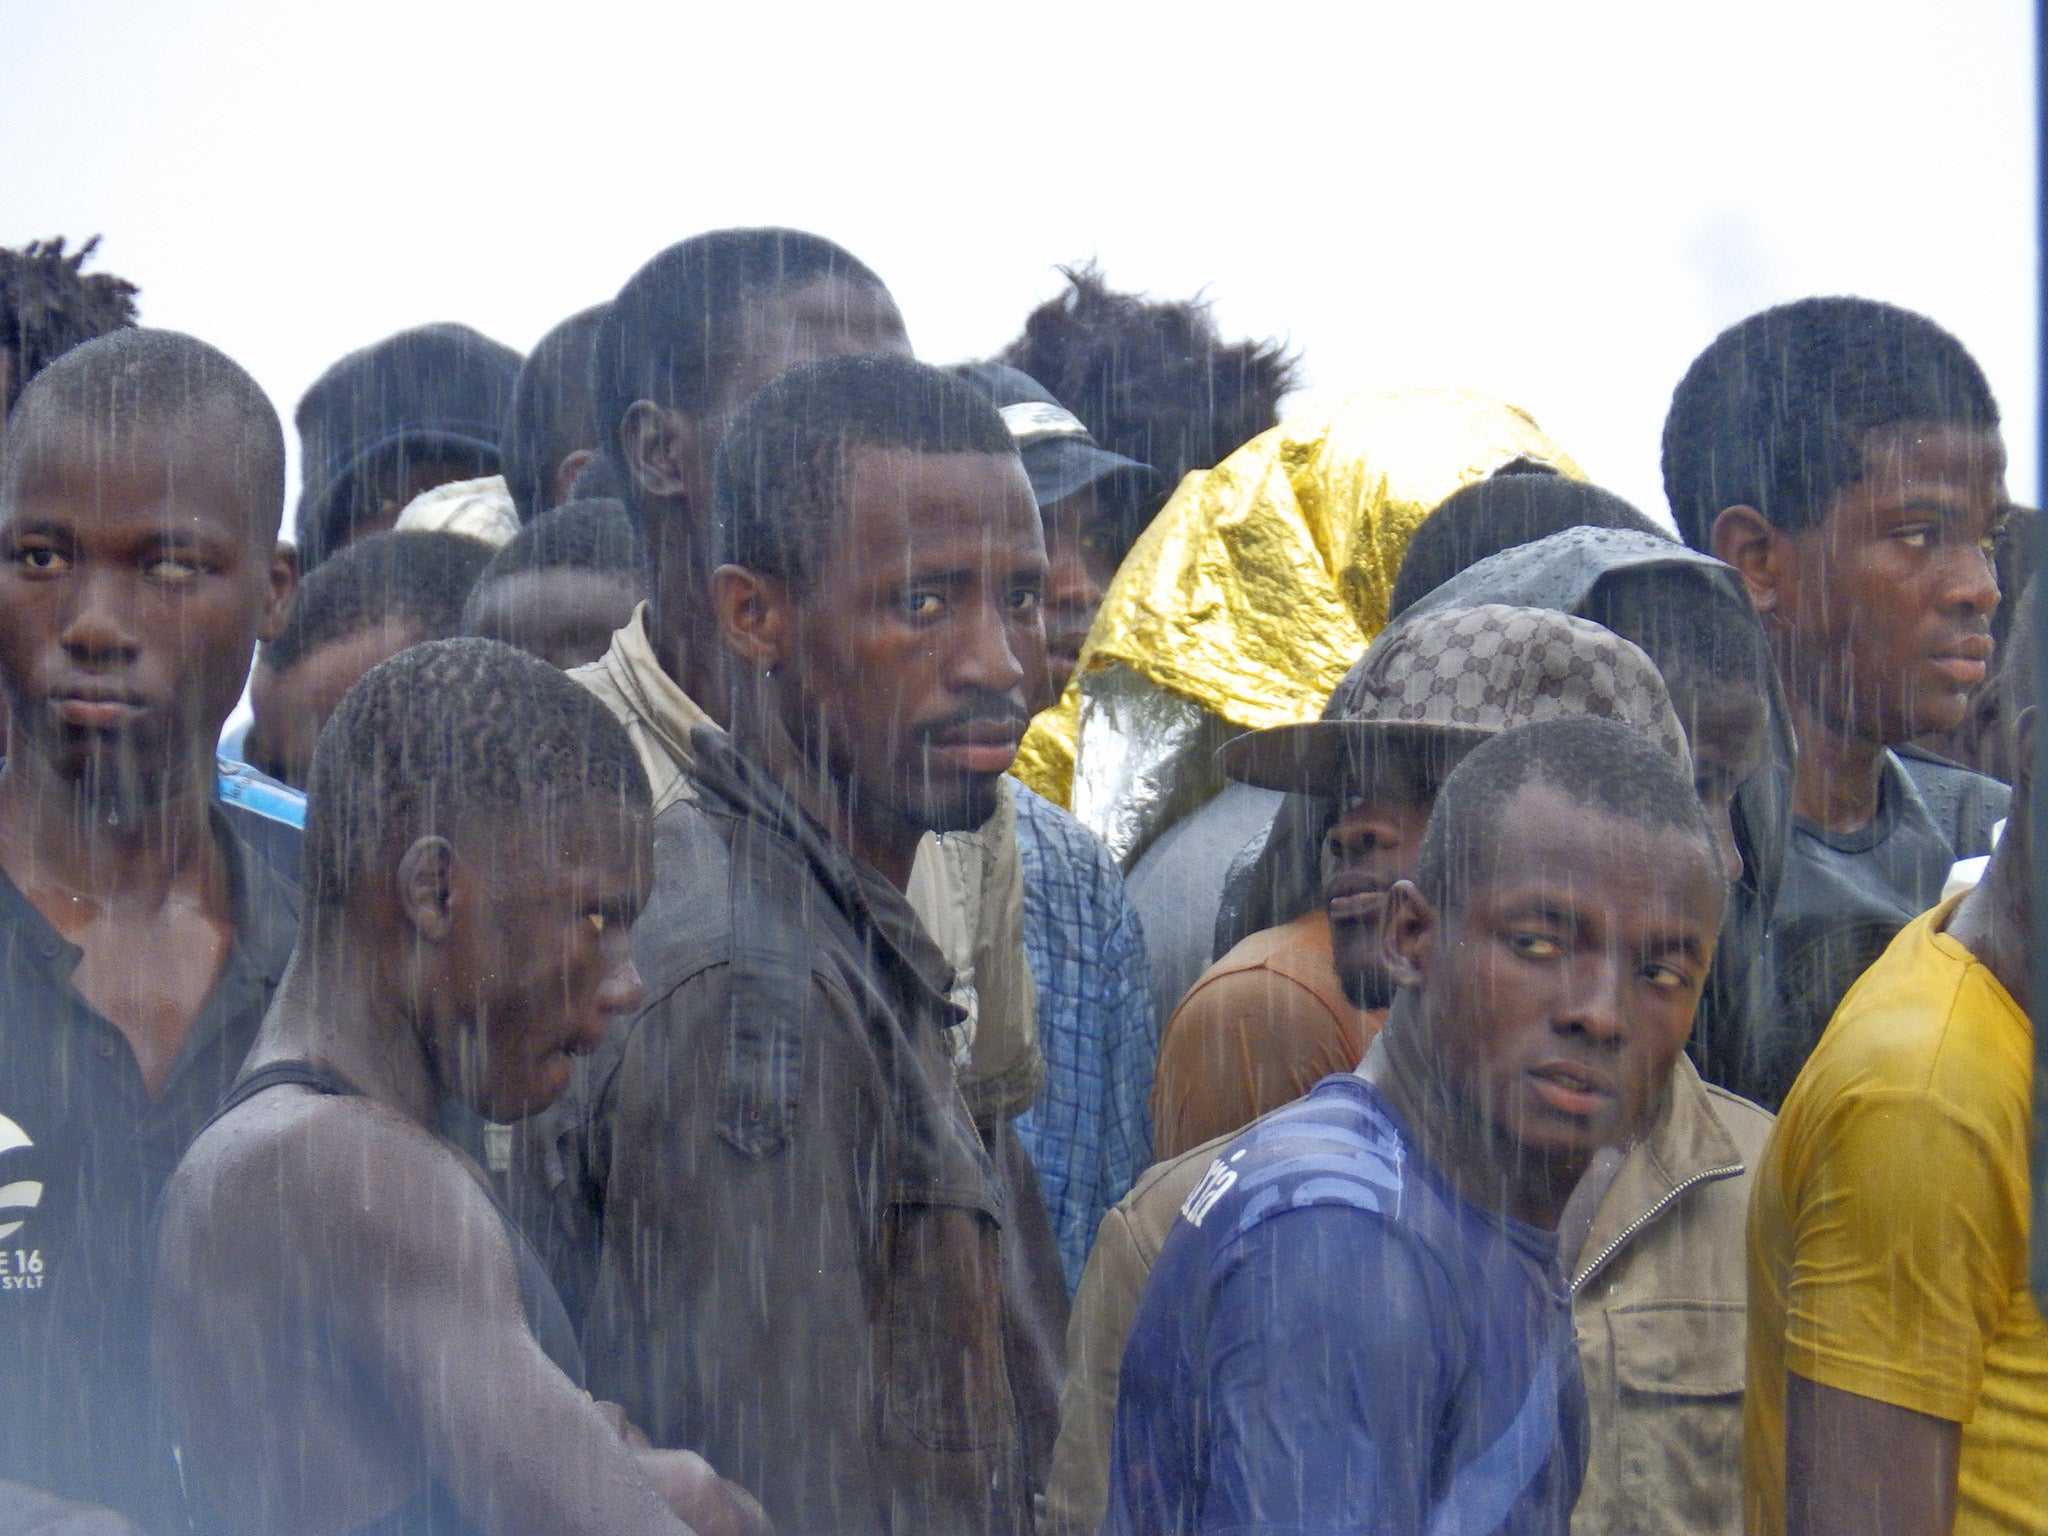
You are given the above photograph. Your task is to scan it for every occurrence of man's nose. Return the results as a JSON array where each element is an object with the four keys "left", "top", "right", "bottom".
[
  {"left": 59, "top": 568, "right": 141, "bottom": 663},
  {"left": 1943, "top": 537, "right": 2001, "bottom": 618},
  {"left": 1555, "top": 955, "right": 1628, "bottom": 1045},
  {"left": 951, "top": 595, "right": 1029, "bottom": 695}
]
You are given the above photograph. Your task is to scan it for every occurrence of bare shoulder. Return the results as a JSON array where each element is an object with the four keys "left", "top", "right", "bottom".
[{"left": 163, "top": 1089, "right": 508, "bottom": 1279}]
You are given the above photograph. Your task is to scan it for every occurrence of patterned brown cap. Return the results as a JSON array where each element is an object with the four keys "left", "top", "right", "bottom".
[{"left": 1216, "top": 603, "right": 1690, "bottom": 792}]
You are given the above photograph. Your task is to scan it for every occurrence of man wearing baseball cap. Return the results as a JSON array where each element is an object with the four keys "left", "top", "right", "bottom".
[
  {"left": 1043, "top": 604, "right": 1772, "bottom": 1536},
  {"left": 953, "top": 363, "right": 1161, "bottom": 706}
]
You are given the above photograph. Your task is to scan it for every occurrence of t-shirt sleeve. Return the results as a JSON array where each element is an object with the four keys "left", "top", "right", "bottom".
[
  {"left": 1197, "top": 1205, "right": 1454, "bottom": 1536},
  {"left": 1783, "top": 1086, "right": 2023, "bottom": 1421}
]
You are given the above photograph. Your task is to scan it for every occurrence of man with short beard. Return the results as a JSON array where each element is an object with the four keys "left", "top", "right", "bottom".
[{"left": 582, "top": 356, "right": 1054, "bottom": 1536}]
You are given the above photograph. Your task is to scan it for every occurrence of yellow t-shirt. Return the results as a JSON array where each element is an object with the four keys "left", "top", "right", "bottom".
[{"left": 1746, "top": 897, "right": 2048, "bottom": 1535}]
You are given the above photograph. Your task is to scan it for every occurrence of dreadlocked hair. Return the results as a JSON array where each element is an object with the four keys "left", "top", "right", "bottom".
[
  {"left": 1, "top": 238, "right": 140, "bottom": 415},
  {"left": 997, "top": 261, "right": 1298, "bottom": 496},
  {"left": 302, "top": 637, "right": 650, "bottom": 910}
]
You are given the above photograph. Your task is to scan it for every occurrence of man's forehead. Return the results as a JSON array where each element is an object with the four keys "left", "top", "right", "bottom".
[
  {"left": 1477, "top": 783, "right": 1721, "bottom": 904},
  {"left": 3, "top": 401, "right": 271, "bottom": 537},
  {"left": 839, "top": 446, "right": 1041, "bottom": 552},
  {"left": 1855, "top": 419, "right": 2008, "bottom": 486},
  {"left": 725, "top": 280, "right": 911, "bottom": 408}
]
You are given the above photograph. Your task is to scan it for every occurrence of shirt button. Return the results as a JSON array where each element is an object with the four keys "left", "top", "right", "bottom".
[{"left": 95, "top": 1039, "right": 116, "bottom": 1060}]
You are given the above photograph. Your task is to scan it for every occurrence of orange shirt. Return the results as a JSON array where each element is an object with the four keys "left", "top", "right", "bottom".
[{"left": 1149, "top": 910, "right": 1385, "bottom": 1160}]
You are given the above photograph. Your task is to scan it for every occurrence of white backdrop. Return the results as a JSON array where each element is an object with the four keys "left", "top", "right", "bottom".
[{"left": 1, "top": 0, "right": 2036, "bottom": 529}]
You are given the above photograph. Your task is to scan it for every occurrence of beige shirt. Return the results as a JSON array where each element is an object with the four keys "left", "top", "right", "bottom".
[
  {"left": 1040, "top": 1055, "right": 1772, "bottom": 1536},
  {"left": 571, "top": 606, "right": 1041, "bottom": 1123}
]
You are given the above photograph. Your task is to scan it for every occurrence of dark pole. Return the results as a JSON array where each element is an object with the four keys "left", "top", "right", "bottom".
[{"left": 2033, "top": 0, "right": 2048, "bottom": 1307}]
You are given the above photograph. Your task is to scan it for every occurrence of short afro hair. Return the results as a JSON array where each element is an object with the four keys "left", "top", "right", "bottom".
[
  {"left": 1415, "top": 716, "right": 1720, "bottom": 919},
  {"left": 0, "top": 237, "right": 139, "bottom": 417},
  {"left": 0, "top": 327, "right": 284, "bottom": 539},
  {"left": 302, "top": 636, "right": 650, "bottom": 910},
  {"left": 592, "top": 229, "right": 890, "bottom": 450},
  {"left": 502, "top": 305, "right": 607, "bottom": 522},
  {"left": 1661, "top": 296, "right": 2000, "bottom": 550},
  {"left": 264, "top": 530, "right": 493, "bottom": 674},
  {"left": 1388, "top": 473, "right": 1670, "bottom": 619},
  {"left": 997, "top": 262, "right": 1298, "bottom": 500},
  {"left": 466, "top": 499, "right": 644, "bottom": 605},
  {"left": 713, "top": 353, "right": 1018, "bottom": 587}
]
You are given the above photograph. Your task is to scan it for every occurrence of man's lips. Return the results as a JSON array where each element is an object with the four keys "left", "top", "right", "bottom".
[
  {"left": 1326, "top": 884, "right": 1388, "bottom": 924},
  {"left": 1926, "top": 636, "right": 1994, "bottom": 689},
  {"left": 1526, "top": 1060, "right": 1617, "bottom": 1119},
  {"left": 924, "top": 720, "right": 1025, "bottom": 776},
  {"left": 49, "top": 687, "right": 148, "bottom": 730}
]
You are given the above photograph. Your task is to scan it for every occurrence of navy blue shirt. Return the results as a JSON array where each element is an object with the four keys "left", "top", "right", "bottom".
[
  {"left": 0, "top": 774, "right": 302, "bottom": 1529},
  {"left": 1107, "top": 1074, "right": 1587, "bottom": 1536}
]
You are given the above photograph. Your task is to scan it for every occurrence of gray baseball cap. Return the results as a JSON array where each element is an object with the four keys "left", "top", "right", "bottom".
[
  {"left": 951, "top": 362, "right": 1161, "bottom": 511},
  {"left": 1216, "top": 603, "right": 1690, "bottom": 792}
]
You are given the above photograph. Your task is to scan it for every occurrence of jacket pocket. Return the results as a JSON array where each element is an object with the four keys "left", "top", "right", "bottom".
[
  {"left": 881, "top": 1197, "right": 1012, "bottom": 1454},
  {"left": 1603, "top": 1302, "right": 1746, "bottom": 1536}
]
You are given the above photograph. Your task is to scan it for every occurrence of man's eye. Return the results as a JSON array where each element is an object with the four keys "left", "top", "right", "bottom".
[
  {"left": 900, "top": 592, "right": 944, "bottom": 620},
  {"left": 1008, "top": 588, "right": 1042, "bottom": 617},
  {"left": 1642, "top": 963, "right": 1690, "bottom": 992},
  {"left": 1509, "top": 933, "right": 1563, "bottom": 960},
  {"left": 1895, "top": 527, "right": 1933, "bottom": 550},
  {"left": 147, "top": 557, "right": 203, "bottom": 584},
  {"left": 13, "top": 546, "right": 67, "bottom": 574}
]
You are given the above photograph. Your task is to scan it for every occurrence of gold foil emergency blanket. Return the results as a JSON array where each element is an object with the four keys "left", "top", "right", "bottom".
[{"left": 1012, "top": 389, "right": 1584, "bottom": 863}]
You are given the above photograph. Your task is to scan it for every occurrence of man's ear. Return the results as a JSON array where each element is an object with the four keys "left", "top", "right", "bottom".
[
  {"left": 256, "top": 541, "right": 299, "bottom": 645},
  {"left": 620, "top": 401, "right": 708, "bottom": 504},
  {"left": 1380, "top": 879, "right": 1438, "bottom": 991},
  {"left": 710, "top": 563, "right": 792, "bottom": 675},
  {"left": 550, "top": 448, "right": 596, "bottom": 507},
  {"left": 395, "top": 836, "right": 457, "bottom": 943},
  {"left": 1708, "top": 505, "right": 1785, "bottom": 615}
]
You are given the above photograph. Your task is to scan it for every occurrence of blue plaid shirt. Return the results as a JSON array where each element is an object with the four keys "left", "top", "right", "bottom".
[{"left": 1010, "top": 781, "right": 1159, "bottom": 1291}]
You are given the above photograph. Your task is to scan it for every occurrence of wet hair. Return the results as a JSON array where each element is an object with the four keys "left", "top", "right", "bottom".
[
  {"left": 0, "top": 327, "right": 285, "bottom": 538},
  {"left": 0, "top": 237, "right": 139, "bottom": 417},
  {"left": 502, "top": 305, "right": 607, "bottom": 522},
  {"left": 714, "top": 353, "right": 1017, "bottom": 587},
  {"left": 263, "top": 530, "right": 493, "bottom": 674},
  {"left": 1662, "top": 296, "right": 2000, "bottom": 550},
  {"left": 1388, "top": 475, "right": 1670, "bottom": 619},
  {"left": 302, "top": 636, "right": 650, "bottom": 910},
  {"left": 464, "top": 500, "right": 644, "bottom": 615},
  {"left": 1416, "top": 717, "right": 1719, "bottom": 918},
  {"left": 592, "top": 229, "right": 890, "bottom": 453},
  {"left": 997, "top": 262, "right": 1297, "bottom": 501}
]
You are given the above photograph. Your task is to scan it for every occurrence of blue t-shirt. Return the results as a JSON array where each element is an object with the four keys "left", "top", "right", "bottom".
[{"left": 1107, "top": 1074, "right": 1587, "bottom": 1536}]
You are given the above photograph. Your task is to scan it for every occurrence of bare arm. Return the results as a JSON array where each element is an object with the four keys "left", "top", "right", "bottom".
[{"left": 1786, "top": 1372, "right": 1960, "bottom": 1536}]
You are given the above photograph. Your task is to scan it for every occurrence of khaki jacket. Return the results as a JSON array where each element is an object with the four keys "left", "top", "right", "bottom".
[
  {"left": 1039, "top": 1057, "right": 1771, "bottom": 1536},
  {"left": 571, "top": 606, "right": 1042, "bottom": 1123}
]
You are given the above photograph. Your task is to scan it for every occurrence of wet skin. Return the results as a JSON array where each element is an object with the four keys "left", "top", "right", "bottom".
[
  {"left": 1715, "top": 422, "right": 2007, "bottom": 833},
  {"left": 246, "top": 620, "right": 426, "bottom": 789},
  {"left": 0, "top": 402, "right": 292, "bottom": 1093},
  {"left": 1378, "top": 781, "right": 1726, "bottom": 1225},
  {"left": 465, "top": 568, "right": 643, "bottom": 672},
  {"left": 1040, "top": 486, "right": 1122, "bottom": 706},
  {"left": 627, "top": 278, "right": 912, "bottom": 708},
  {"left": 1321, "top": 753, "right": 1439, "bottom": 1010},
  {"left": 715, "top": 445, "right": 1048, "bottom": 889}
]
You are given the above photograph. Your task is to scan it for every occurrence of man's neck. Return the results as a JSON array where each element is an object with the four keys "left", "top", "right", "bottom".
[
  {"left": 253, "top": 923, "right": 440, "bottom": 1129},
  {"left": 0, "top": 747, "right": 222, "bottom": 913},
  {"left": 1364, "top": 1007, "right": 1583, "bottom": 1230},
  {"left": 1786, "top": 688, "right": 1889, "bottom": 835},
  {"left": 731, "top": 697, "right": 922, "bottom": 891}
]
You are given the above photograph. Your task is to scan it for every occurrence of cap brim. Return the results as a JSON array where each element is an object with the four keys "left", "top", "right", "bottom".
[
  {"left": 1022, "top": 440, "right": 1162, "bottom": 511},
  {"left": 1216, "top": 719, "right": 1498, "bottom": 793},
  {"left": 297, "top": 429, "right": 503, "bottom": 547}
]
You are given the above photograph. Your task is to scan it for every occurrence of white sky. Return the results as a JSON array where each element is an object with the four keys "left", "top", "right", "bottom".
[{"left": 1, "top": 0, "right": 2037, "bottom": 529}]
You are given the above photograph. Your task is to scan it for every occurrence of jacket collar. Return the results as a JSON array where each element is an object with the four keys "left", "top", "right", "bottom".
[
  {"left": 1570, "top": 1053, "right": 1745, "bottom": 1292},
  {"left": 580, "top": 603, "right": 718, "bottom": 812}
]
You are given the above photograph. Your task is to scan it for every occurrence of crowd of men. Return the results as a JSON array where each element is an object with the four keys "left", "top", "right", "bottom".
[{"left": 0, "top": 226, "right": 2033, "bottom": 1536}]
